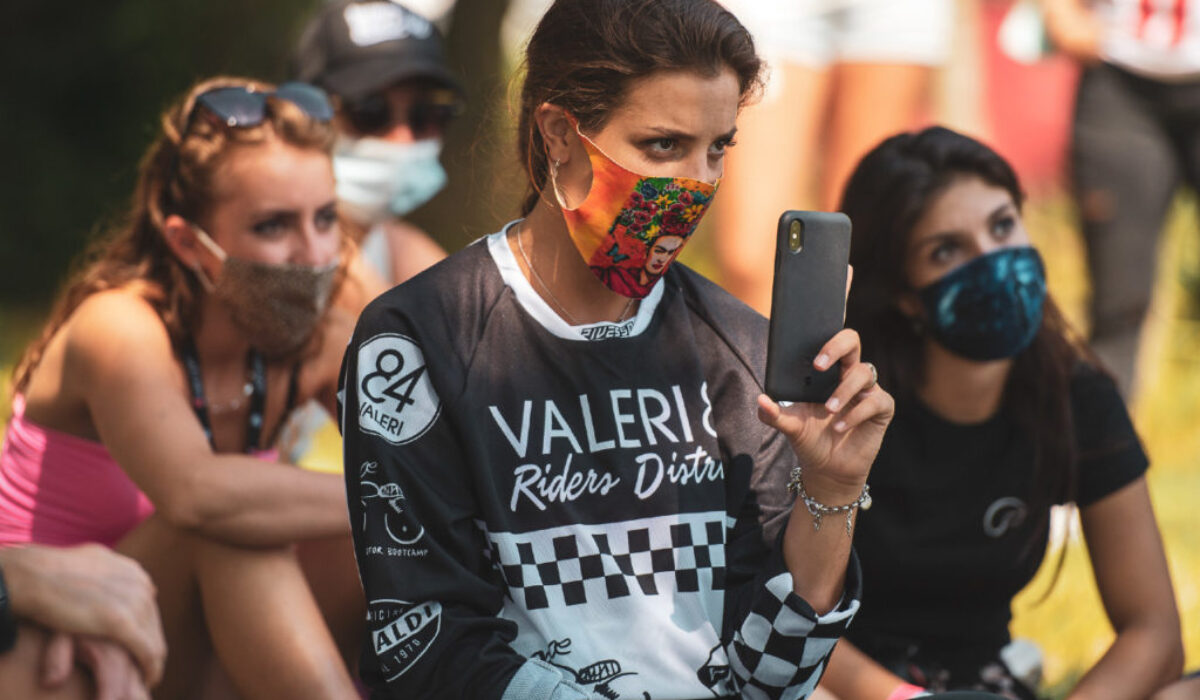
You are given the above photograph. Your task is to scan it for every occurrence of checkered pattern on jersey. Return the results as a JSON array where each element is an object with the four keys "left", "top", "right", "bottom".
[
  {"left": 726, "top": 570, "right": 860, "bottom": 700},
  {"left": 486, "top": 513, "right": 729, "bottom": 611}
]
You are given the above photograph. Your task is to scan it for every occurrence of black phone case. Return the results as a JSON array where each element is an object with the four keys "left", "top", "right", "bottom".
[{"left": 764, "top": 211, "right": 851, "bottom": 403}]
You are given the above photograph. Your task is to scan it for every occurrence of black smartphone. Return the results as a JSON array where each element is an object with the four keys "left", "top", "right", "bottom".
[{"left": 764, "top": 210, "right": 852, "bottom": 403}]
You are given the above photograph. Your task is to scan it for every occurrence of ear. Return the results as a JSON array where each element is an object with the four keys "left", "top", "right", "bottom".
[
  {"left": 161, "top": 214, "right": 204, "bottom": 268},
  {"left": 533, "top": 103, "right": 576, "bottom": 166},
  {"left": 897, "top": 292, "right": 923, "bottom": 322}
]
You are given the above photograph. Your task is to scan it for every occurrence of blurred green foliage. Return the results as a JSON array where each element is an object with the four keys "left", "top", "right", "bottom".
[
  {"left": 0, "top": 0, "right": 320, "bottom": 304},
  {"left": 0, "top": 0, "right": 518, "bottom": 307}
]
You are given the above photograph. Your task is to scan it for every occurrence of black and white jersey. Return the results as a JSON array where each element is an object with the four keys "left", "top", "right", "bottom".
[{"left": 339, "top": 225, "right": 860, "bottom": 700}]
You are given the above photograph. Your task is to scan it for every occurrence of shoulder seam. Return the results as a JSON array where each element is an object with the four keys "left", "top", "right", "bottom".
[
  {"left": 457, "top": 282, "right": 512, "bottom": 398},
  {"left": 670, "top": 273, "right": 766, "bottom": 392}
]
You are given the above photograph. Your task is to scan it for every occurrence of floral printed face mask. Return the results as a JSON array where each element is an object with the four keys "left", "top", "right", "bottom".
[{"left": 551, "top": 125, "right": 719, "bottom": 299}]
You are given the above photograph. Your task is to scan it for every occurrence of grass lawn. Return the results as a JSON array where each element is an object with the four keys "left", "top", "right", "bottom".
[{"left": 1009, "top": 193, "right": 1200, "bottom": 695}]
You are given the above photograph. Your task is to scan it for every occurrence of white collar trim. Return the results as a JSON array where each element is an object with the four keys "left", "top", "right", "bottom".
[{"left": 486, "top": 221, "right": 664, "bottom": 341}]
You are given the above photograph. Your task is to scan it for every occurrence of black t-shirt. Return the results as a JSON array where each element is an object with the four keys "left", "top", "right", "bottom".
[{"left": 846, "top": 366, "right": 1148, "bottom": 672}]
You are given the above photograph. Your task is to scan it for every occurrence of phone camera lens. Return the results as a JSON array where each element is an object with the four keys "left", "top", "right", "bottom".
[{"left": 788, "top": 220, "right": 803, "bottom": 252}]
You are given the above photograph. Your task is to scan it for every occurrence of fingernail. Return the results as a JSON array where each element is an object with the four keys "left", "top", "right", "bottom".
[
  {"left": 826, "top": 397, "right": 840, "bottom": 412},
  {"left": 834, "top": 421, "right": 847, "bottom": 432},
  {"left": 816, "top": 354, "right": 829, "bottom": 369}
]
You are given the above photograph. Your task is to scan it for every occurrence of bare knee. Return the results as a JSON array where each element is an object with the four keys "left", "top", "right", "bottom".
[{"left": 1150, "top": 674, "right": 1200, "bottom": 700}]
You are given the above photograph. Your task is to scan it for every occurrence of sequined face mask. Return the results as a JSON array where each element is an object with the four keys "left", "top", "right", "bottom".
[
  {"left": 916, "top": 246, "right": 1047, "bottom": 361},
  {"left": 551, "top": 125, "right": 719, "bottom": 299},
  {"left": 191, "top": 227, "right": 339, "bottom": 358}
]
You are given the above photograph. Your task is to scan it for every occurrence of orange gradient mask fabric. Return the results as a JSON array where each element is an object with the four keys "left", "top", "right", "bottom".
[{"left": 553, "top": 128, "right": 719, "bottom": 299}]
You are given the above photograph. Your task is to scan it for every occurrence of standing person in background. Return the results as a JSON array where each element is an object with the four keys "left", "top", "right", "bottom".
[
  {"left": 1045, "top": 0, "right": 1200, "bottom": 396},
  {"left": 294, "top": 0, "right": 465, "bottom": 287},
  {"left": 339, "top": 0, "right": 897, "bottom": 697},
  {"left": 712, "top": 0, "right": 954, "bottom": 314},
  {"left": 820, "top": 126, "right": 1184, "bottom": 700},
  {"left": 0, "top": 77, "right": 378, "bottom": 699}
]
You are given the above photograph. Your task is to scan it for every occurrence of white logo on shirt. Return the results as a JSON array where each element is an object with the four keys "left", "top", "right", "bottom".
[
  {"left": 361, "top": 477, "right": 426, "bottom": 545},
  {"left": 357, "top": 333, "right": 441, "bottom": 445},
  {"left": 367, "top": 599, "right": 442, "bottom": 680},
  {"left": 983, "top": 496, "right": 1028, "bottom": 538},
  {"left": 578, "top": 320, "right": 636, "bottom": 341}
]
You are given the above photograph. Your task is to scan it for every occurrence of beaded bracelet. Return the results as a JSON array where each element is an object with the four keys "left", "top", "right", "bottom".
[{"left": 786, "top": 466, "right": 872, "bottom": 535}]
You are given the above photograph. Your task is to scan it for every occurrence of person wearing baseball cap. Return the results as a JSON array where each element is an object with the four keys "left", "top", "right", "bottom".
[{"left": 294, "top": 0, "right": 465, "bottom": 285}]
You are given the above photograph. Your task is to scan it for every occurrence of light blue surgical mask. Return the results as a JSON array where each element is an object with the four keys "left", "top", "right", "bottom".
[{"left": 334, "top": 137, "right": 447, "bottom": 223}]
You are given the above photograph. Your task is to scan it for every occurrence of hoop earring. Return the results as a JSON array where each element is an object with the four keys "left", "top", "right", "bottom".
[
  {"left": 191, "top": 262, "right": 216, "bottom": 293},
  {"left": 548, "top": 158, "right": 568, "bottom": 209}
]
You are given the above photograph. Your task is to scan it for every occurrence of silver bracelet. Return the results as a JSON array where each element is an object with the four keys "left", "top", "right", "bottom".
[{"left": 786, "top": 466, "right": 872, "bottom": 535}]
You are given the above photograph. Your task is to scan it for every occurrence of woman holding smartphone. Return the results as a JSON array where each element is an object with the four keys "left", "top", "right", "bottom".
[
  {"left": 818, "top": 126, "right": 1184, "bottom": 700},
  {"left": 339, "top": 0, "right": 895, "bottom": 697},
  {"left": 1, "top": 77, "right": 379, "bottom": 698}
]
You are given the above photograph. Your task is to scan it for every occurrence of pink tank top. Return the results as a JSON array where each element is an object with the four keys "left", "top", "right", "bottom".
[{"left": 0, "top": 395, "right": 276, "bottom": 548}]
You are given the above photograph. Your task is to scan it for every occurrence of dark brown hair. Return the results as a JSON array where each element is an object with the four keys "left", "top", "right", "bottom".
[
  {"left": 14, "top": 76, "right": 339, "bottom": 394},
  {"left": 516, "top": 0, "right": 763, "bottom": 215},
  {"left": 841, "top": 126, "right": 1094, "bottom": 581}
]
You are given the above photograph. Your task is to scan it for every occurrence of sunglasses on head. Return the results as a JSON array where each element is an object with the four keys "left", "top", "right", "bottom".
[
  {"left": 190, "top": 82, "right": 335, "bottom": 130},
  {"left": 342, "top": 88, "right": 463, "bottom": 138}
]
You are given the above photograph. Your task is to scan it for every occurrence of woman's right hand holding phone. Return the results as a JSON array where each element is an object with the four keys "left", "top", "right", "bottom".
[
  {"left": 756, "top": 327, "right": 893, "bottom": 505},
  {"left": 756, "top": 325, "right": 893, "bottom": 613}
]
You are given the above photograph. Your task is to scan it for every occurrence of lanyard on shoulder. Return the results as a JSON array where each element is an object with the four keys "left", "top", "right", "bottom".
[{"left": 181, "top": 337, "right": 266, "bottom": 454}]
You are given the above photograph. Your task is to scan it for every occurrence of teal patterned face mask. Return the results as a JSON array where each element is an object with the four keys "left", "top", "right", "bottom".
[{"left": 916, "top": 246, "right": 1046, "bottom": 361}]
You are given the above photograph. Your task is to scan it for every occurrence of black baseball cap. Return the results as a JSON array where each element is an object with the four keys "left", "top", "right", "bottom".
[{"left": 293, "top": 0, "right": 463, "bottom": 102}]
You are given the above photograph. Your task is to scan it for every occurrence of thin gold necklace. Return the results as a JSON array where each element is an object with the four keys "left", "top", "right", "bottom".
[{"left": 515, "top": 223, "right": 636, "bottom": 326}]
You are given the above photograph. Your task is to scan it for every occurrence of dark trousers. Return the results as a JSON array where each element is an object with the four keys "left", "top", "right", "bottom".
[{"left": 1071, "top": 62, "right": 1200, "bottom": 395}]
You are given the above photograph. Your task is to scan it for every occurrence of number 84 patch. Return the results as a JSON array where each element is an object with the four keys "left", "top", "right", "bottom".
[{"left": 356, "top": 333, "right": 441, "bottom": 445}]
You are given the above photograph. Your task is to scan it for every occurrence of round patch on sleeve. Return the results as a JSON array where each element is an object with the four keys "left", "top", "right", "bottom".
[{"left": 356, "top": 333, "right": 442, "bottom": 444}]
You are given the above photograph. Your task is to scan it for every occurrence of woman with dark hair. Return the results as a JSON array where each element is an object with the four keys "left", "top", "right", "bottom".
[
  {"left": 817, "top": 126, "right": 1183, "bottom": 699},
  {"left": 0, "top": 77, "right": 380, "bottom": 697},
  {"left": 339, "top": 0, "right": 895, "bottom": 698}
]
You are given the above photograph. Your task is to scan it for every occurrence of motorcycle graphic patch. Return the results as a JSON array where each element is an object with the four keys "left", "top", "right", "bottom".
[{"left": 360, "top": 461, "right": 426, "bottom": 548}]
